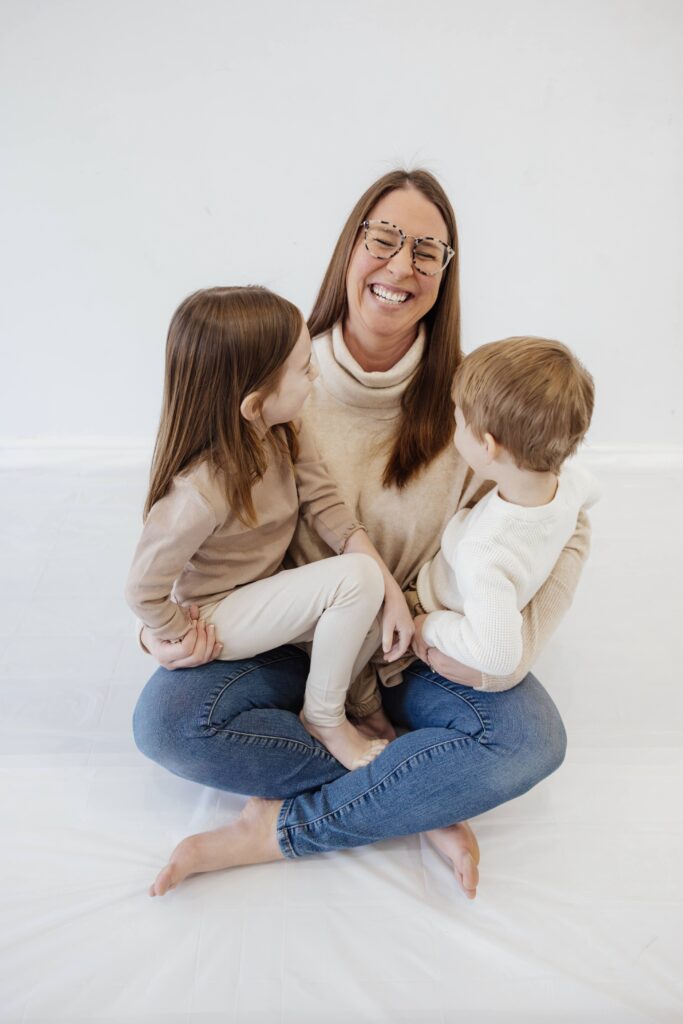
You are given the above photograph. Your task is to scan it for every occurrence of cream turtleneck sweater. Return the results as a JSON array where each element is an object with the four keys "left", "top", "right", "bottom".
[{"left": 287, "top": 323, "right": 591, "bottom": 714}]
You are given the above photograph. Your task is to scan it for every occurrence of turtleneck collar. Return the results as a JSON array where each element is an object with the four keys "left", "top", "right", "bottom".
[{"left": 313, "top": 321, "right": 426, "bottom": 415}]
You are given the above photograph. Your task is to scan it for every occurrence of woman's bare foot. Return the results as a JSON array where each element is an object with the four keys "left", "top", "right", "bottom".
[
  {"left": 353, "top": 706, "right": 397, "bottom": 742},
  {"left": 301, "top": 711, "right": 388, "bottom": 771},
  {"left": 425, "top": 821, "right": 480, "bottom": 899},
  {"left": 149, "top": 797, "right": 284, "bottom": 897}
]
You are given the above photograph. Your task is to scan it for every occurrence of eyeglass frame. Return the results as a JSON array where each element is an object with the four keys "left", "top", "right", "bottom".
[{"left": 361, "top": 219, "right": 456, "bottom": 277}]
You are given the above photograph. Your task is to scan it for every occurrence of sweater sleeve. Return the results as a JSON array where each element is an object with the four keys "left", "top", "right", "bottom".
[
  {"left": 293, "top": 420, "right": 364, "bottom": 554},
  {"left": 476, "top": 508, "right": 592, "bottom": 692},
  {"left": 421, "top": 541, "right": 524, "bottom": 676},
  {"left": 124, "top": 479, "right": 218, "bottom": 640}
]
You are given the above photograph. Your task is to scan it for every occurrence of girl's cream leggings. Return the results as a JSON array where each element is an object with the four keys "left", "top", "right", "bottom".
[{"left": 199, "top": 553, "right": 385, "bottom": 727}]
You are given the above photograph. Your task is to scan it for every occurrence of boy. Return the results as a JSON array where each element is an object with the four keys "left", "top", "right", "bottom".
[{"left": 412, "top": 336, "right": 598, "bottom": 678}]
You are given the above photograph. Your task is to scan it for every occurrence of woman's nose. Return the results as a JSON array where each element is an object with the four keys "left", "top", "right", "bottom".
[{"left": 386, "top": 242, "right": 414, "bottom": 278}]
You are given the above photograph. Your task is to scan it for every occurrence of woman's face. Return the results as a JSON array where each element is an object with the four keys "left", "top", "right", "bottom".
[{"left": 345, "top": 186, "right": 450, "bottom": 343}]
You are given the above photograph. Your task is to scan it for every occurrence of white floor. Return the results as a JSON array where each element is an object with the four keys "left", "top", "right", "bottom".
[{"left": 1, "top": 451, "right": 682, "bottom": 1024}]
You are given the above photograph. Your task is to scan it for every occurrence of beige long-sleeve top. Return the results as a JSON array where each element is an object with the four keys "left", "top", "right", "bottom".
[
  {"left": 126, "top": 421, "right": 363, "bottom": 641},
  {"left": 287, "top": 323, "right": 591, "bottom": 710}
]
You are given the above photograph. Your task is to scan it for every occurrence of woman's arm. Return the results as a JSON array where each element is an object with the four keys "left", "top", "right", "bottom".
[{"left": 425, "top": 509, "right": 592, "bottom": 690}]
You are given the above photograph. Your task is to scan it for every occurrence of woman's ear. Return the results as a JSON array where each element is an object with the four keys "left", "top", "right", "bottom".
[{"left": 240, "top": 392, "right": 261, "bottom": 422}]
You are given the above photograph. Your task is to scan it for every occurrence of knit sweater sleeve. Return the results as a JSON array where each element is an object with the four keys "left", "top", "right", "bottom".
[
  {"left": 421, "top": 539, "right": 524, "bottom": 676},
  {"left": 293, "top": 420, "right": 364, "bottom": 554},
  {"left": 477, "top": 507, "right": 592, "bottom": 692},
  {"left": 124, "top": 478, "right": 218, "bottom": 641}
]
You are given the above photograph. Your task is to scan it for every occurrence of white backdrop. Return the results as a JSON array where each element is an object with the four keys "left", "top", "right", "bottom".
[{"left": 1, "top": 0, "right": 681, "bottom": 448}]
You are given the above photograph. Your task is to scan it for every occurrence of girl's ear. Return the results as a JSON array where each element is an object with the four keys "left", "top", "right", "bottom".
[{"left": 240, "top": 392, "right": 261, "bottom": 422}]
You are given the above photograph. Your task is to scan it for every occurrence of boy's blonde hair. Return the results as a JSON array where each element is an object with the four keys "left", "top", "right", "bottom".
[{"left": 452, "top": 337, "right": 595, "bottom": 473}]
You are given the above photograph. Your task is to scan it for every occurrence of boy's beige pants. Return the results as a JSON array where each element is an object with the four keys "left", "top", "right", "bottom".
[{"left": 200, "top": 553, "right": 384, "bottom": 728}]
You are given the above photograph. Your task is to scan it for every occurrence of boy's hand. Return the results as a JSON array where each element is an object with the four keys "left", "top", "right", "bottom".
[
  {"left": 411, "top": 613, "right": 431, "bottom": 664},
  {"left": 141, "top": 605, "right": 223, "bottom": 669},
  {"left": 381, "top": 589, "right": 415, "bottom": 662},
  {"left": 410, "top": 620, "right": 483, "bottom": 687}
]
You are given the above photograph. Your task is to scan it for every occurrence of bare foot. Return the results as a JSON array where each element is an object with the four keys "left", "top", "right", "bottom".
[
  {"left": 353, "top": 706, "right": 397, "bottom": 742},
  {"left": 301, "top": 711, "right": 388, "bottom": 771},
  {"left": 425, "top": 821, "right": 480, "bottom": 899},
  {"left": 149, "top": 796, "right": 284, "bottom": 897}
]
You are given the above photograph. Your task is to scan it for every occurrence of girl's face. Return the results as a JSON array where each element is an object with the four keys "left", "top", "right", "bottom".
[
  {"left": 344, "top": 187, "right": 449, "bottom": 344},
  {"left": 260, "top": 323, "right": 318, "bottom": 426}
]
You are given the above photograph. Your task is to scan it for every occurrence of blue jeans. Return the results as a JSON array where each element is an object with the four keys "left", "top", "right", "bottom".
[{"left": 132, "top": 645, "right": 566, "bottom": 858}]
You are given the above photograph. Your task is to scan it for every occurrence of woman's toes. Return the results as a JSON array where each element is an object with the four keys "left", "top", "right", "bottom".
[
  {"left": 149, "top": 863, "right": 177, "bottom": 897},
  {"left": 457, "top": 852, "right": 479, "bottom": 898}
]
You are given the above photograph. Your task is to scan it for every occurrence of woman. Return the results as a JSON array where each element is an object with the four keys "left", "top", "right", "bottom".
[{"left": 134, "top": 170, "right": 586, "bottom": 900}]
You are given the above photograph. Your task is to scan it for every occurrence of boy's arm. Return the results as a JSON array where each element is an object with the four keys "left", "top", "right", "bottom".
[
  {"left": 420, "top": 542, "right": 524, "bottom": 677},
  {"left": 473, "top": 508, "right": 592, "bottom": 691},
  {"left": 424, "top": 510, "right": 592, "bottom": 690},
  {"left": 125, "top": 481, "right": 217, "bottom": 641}
]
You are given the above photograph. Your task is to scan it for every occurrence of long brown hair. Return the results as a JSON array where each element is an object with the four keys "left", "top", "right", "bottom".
[
  {"left": 308, "top": 169, "right": 461, "bottom": 488},
  {"left": 144, "top": 286, "right": 302, "bottom": 525}
]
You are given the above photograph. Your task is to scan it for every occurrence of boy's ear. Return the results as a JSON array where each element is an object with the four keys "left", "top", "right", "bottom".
[
  {"left": 482, "top": 431, "right": 501, "bottom": 463},
  {"left": 240, "top": 392, "right": 261, "bottom": 422}
]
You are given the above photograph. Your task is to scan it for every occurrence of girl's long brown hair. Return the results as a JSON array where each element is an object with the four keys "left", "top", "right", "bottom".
[
  {"left": 144, "top": 286, "right": 302, "bottom": 524},
  {"left": 308, "top": 169, "right": 461, "bottom": 489}
]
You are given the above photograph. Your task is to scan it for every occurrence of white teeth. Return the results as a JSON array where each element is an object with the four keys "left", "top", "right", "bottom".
[{"left": 371, "top": 284, "right": 409, "bottom": 304}]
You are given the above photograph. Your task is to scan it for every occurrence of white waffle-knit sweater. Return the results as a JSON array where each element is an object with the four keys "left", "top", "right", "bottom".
[{"left": 417, "top": 463, "right": 599, "bottom": 676}]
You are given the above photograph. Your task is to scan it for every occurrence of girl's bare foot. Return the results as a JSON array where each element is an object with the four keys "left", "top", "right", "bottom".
[
  {"left": 425, "top": 821, "right": 480, "bottom": 899},
  {"left": 301, "top": 711, "right": 388, "bottom": 771},
  {"left": 353, "top": 706, "right": 397, "bottom": 742},
  {"left": 149, "top": 796, "right": 284, "bottom": 897}
]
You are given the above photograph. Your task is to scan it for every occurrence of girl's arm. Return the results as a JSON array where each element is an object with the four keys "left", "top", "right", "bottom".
[
  {"left": 125, "top": 478, "right": 217, "bottom": 641},
  {"left": 425, "top": 509, "right": 592, "bottom": 690},
  {"left": 294, "top": 422, "right": 413, "bottom": 660},
  {"left": 343, "top": 530, "right": 415, "bottom": 661},
  {"left": 293, "top": 421, "right": 365, "bottom": 554}
]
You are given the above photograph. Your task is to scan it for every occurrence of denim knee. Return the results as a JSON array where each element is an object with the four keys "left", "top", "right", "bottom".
[{"left": 507, "top": 673, "right": 568, "bottom": 792}]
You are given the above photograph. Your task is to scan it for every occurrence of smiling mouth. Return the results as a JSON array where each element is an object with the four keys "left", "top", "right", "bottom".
[{"left": 369, "top": 284, "right": 411, "bottom": 305}]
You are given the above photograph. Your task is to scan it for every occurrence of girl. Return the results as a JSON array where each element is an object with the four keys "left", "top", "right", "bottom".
[{"left": 126, "top": 286, "right": 413, "bottom": 771}]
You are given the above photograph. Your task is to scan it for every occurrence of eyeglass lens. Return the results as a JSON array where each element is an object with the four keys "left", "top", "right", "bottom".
[{"left": 364, "top": 221, "right": 449, "bottom": 275}]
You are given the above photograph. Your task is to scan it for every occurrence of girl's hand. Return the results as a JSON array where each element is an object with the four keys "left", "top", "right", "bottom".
[
  {"left": 141, "top": 605, "right": 223, "bottom": 670},
  {"left": 381, "top": 588, "right": 415, "bottom": 662}
]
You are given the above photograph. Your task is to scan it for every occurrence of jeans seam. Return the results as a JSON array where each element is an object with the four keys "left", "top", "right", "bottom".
[
  {"left": 277, "top": 798, "right": 297, "bottom": 858},
  {"left": 282, "top": 734, "right": 481, "bottom": 834},
  {"left": 204, "top": 650, "right": 307, "bottom": 727},
  {"left": 202, "top": 725, "right": 338, "bottom": 761},
  {"left": 404, "top": 664, "right": 491, "bottom": 736}
]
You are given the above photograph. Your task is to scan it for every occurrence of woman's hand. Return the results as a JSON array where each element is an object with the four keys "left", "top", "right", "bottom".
[
  {"left": 141, "top": 605, "right": 223, "bottom": 670},
  {"left": 423, "top": 646, "right": 483, "bottom": 688},
  {"left": 381, "top": 586, "right": 415, "bottom": 662}
]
